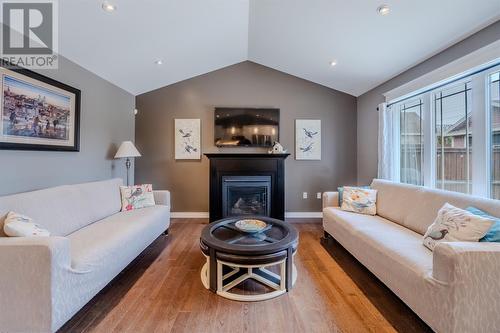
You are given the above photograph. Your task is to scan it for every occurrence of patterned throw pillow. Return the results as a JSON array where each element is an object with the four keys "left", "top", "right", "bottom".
[
  {"left": 3, "top": 211, "right": 50, "bottom": 237},
  {"left": 423, "top": 203, "right": 494, "bottom": 251},
  {"left": 337, "top": 185, "right": 370, "bottom": 206},
  {"left": 120, "top": 184, "right": 155, "bottom": 211},
  {"left": 466, "top": 207, "right": 500, "bottom": 242},
  {"left": 340, "top": 186, "right": 377, "bottom": 215}
]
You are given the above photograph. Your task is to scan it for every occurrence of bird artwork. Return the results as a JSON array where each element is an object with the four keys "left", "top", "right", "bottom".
[
  {"left": 427, "top": 229, "right": 449, "bottom": 240},
  {"left": 130, "top": 187, "right": 143, "bottom": 198},
  {"left": 296, "top": 120, "right": 321, "bottom": 160},
  {"left": 179, "top": 129, "right": 192, "bottom": 138},
  {"left": 124, "top": 187, "right": 145, "bottom": 210},
  {"left": 303, "top": 128, "right": 318, "bottom": 139},
  {"left": 300, "top": 142, "right": 314, "bottom": 153},
  {"left": 184, "top": 144, "right": 198, "bottom": 153},
  {"left": 175, "top": 119, "right": 201, "bottom": 160}
]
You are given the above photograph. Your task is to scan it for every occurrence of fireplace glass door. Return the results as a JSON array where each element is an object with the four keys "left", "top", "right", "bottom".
[{"left": 222, "top": 176, "right": 271, "bottom": 217}]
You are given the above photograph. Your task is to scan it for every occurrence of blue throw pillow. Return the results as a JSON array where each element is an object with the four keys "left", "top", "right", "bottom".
[
  {"left": 466, "top": 206, "right": 500, "bottom": 242},
  {"left": 338, "top": 186, "right": 370, "bottom": 206}
]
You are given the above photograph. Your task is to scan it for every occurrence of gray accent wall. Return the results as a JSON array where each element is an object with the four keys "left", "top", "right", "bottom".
[
  {"left": 357, "top": 20, "right": 500, "bottom": 184},
  {"left": 0, "top": 56, "right": 136, "bottom": 196},
  {"left": 135, "top": 61, "right": 357, "bottom": 212}
]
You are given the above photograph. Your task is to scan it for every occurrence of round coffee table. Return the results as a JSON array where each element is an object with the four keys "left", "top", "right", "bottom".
[{"left": 200, "top": 216, "right": 299, "bottom": 301}]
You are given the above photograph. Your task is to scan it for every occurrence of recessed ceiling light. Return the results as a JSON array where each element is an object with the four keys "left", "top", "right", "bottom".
[
  {"left": 102, "top": 2, "right": 116, "bottom": 12},
  {"left": 377, "top": 4, "right": 390, "bottom": 16},
  {"left": 154, "top": 59, "right": 163, "bottom": 65},
  {"left": 329, "top": 60, "right": 337, "bottom": 67}
]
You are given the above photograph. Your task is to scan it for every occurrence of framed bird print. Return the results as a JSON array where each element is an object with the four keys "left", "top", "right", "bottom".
[
  {"left": 295, "top": 119, "right": 321, "bottom": 160},
  {"left": 175, "top": 118, "right": 201, "bottom": 160}
]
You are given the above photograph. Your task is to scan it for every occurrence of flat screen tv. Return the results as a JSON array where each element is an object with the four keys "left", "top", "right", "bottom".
[{"left": 214, "top": 107, "right": 279, "bottom": 147}]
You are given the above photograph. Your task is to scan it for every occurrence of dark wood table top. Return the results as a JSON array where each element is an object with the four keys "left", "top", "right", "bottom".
[{"left": 200, "top": 216, "right": 298, "bottom": 256}]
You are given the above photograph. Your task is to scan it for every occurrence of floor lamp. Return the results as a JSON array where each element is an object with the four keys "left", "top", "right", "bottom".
[{"left": 114, "top": 141, "right": 141, "bottom": 186}]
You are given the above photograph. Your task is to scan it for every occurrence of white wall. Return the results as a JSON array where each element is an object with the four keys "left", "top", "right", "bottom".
[
  {"left": 0, "top": 56, "right": 136, "bottom": 195},
  {"left": 356, "top": 20, "right": 500, "bottom": 184}
]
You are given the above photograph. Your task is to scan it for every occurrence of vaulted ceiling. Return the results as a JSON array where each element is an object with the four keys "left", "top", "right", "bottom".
[{"left": 59, "top": 0, "right": 500, "bottom": 96}]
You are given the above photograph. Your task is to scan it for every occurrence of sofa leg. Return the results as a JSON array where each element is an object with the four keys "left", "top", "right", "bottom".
[
  {"left": 163, "top": 228, "right": 169, "bottom": 236},
  {"left": 321, "top": 231, "right": 334, "bottom": 247}
]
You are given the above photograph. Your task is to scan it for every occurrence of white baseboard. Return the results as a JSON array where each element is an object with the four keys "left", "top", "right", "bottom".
[
  {"left": 171, "top": 212, "right": 209, "bottom": 218},
  {"left": 170, "top": 212, "right": 322, "bottom": 219}
]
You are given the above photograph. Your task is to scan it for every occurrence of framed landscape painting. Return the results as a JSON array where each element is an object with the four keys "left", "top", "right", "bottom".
[
  {"left": 295, "top": 119, "right": 321, "bottom": 160},
  {"left": 175, "top": 118, "right": 201, "bottom": 160},
  {"left": 0, "top": 61, "right": 81, "bottom": 151}
]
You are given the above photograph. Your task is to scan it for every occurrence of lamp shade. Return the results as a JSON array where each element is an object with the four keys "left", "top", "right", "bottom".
[{"left": 114, "top": 141, "right": 141, "bottom": 158}]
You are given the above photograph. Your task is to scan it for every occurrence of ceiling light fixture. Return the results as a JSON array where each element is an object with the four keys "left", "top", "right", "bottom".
[
  {"left": 101, "top": 2, "right": 117, "bottom": 12},
  {"left": 154, "top": 59, "right": 163, "bottom": 65},
  {"left": 329, "top": 60, "right": 337, "bottom": 67},
  {"left": 377, "top": 4, "right": 390, "bottom": 16}
]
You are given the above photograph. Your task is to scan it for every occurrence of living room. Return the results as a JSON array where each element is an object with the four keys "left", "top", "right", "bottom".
[{"left": 0, "top": 1, "right": 499, "bottom": 332}]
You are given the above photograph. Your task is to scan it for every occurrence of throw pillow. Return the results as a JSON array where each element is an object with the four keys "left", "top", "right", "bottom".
[
  {"left": 423, "top": 203, "right": 494, "bottom": 251},
  {"left": 120, "top": 184, "right": 155, "bottom": 211},
  {"left": 340, "top": 186, "right": 377, "bottom": 215},
  {"left": 466, "top": 206, "right": 500, "bottom": 242},
  {"left": 3, "top": 211, "right": 50, "bottom": 237},
  {"left": 337, "top": 185, "right": 370, "bottom": 206}
]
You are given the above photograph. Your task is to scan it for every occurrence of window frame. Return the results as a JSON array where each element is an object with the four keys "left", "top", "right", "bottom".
[
  {"left": 395, "top": 97, "right": 425, "bottom": 186},
  {"left": 487, "top": 68, "right": 500, "bottom": 199},
  {"left": 387, "top": 63, "right": 500, "bottom": 198},
  {"left": 430, "top": 77, "right": 473, "bottom": 195}
]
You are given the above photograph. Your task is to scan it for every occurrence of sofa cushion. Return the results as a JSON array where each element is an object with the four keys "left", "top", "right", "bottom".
[
  {"left": 371, "top": 179, "right": 500, "bottom": 235},
  {"left": 323, "top": 207, "right": 433, "bottom": 275},
  {"left": 68, "top": 205, "right": 170, "bottom": 272},
  {"left": 0, "top": 179, "right": 123, "bottom": 237},
  {"left": 323, "top": 207, "right": 451, "bottom": 332}
]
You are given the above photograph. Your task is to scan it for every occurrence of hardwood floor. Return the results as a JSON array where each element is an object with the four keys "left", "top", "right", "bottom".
[{"left": 59, "top": 219, "right": 432, "bottom": 333}]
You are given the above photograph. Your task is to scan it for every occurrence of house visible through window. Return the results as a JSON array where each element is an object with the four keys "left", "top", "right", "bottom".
[{"left": 434, "top": 82, "right": 472, "bottom": 194}]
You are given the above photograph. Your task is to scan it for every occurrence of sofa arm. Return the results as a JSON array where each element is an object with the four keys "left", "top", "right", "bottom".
[
  {"left": 0, "top": 236, "right": 70, "bottom": 332},
  {"left": 433, "top": 241, "right": 500, "bottom": 283},
  {"left": 154, "top": 190, "right": 170, "bottom": 207},
  {"left": 322, "top": 191, "right": 339, "bottom": 209},
  {"left": 432, "top": 242, "right": 500, "bottom": 331}
]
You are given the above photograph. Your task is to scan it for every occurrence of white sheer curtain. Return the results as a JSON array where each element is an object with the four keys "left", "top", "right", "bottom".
[{"left": 377, "top": 102, "right": 397, "bottom": 180}]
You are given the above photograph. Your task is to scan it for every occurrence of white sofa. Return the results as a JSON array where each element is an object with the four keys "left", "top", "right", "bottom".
[
  {"left": 323, "top": 179, "right": 500, "bottom": 333},
  {"left": 0, "top": 178, "right": 170, "bottom": 333}
]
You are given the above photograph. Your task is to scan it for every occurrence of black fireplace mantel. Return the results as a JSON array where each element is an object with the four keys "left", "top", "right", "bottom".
[
  {"left": 204, "top": 153, "right": 290, "bottom": 159},
  {"left": 204, "top": 153, "right": 290, "bottom": 222}
]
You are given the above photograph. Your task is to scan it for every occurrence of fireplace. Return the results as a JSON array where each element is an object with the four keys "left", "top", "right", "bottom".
[
  {"left": 222, "top": 176, "right": 271, "bottom": 217},
  {"left": 205, "top": 153, "right": 290, "bottom": 222}
]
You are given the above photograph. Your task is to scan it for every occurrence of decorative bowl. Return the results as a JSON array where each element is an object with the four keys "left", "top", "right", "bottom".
[{"left": 235, "top": 219, "right": 267, "bottom": 233}]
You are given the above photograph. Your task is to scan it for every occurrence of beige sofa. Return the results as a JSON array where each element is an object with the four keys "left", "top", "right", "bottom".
[
  {"left": 323, "top": 179, "right": 500, "bottom": 333},
  {"left": 0, "top": 178, "right": 171, "bottom": 333}
]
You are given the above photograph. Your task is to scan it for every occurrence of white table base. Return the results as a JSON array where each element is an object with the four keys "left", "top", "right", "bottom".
[{"left": 201, "top": 255, "right": 297, "bottom": 301}]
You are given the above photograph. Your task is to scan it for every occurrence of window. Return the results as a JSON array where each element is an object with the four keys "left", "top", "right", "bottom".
[
  {"left": 387, "top": 62, "right": 500, "bottom": 199},
  {"left": 490, "top": 71, "right": 500, "bottom": 199},
  {"left": 399, "top": 99, "right": 423, "bottom": 185},
  {"left": 434, "top": 82, "right": 472, "bottom": 194}
]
